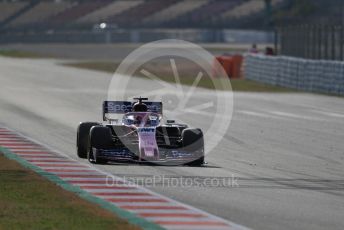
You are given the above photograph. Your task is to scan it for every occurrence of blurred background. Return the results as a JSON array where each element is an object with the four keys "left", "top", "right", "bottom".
[
  {"left": 0, "top": 0, "right": 343, "bottom": 59},
  {"left": 0, "top": 0, "right": 343, "bottom": 95}
]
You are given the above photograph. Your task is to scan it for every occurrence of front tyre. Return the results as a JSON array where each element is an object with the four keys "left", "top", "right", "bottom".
[
  {"left": 77, "top": 122, "right": 99, "bottom": 158},
  {"left": 182, "top": 128, "right": 205, "bottom": 166},
  {"left": 89, "top": 126, "right": 113, "bottom": 164}
]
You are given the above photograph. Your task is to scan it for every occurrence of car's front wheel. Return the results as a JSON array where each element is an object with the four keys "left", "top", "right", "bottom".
[
  {"left": 77, "top": 122, "right": 99, "bottom": 159},
  {"left": 182, "top": 128, "right": 205, "bottom": 166},
  {"left": 88, "top": 126, "right": 113, "bottom": 164}
]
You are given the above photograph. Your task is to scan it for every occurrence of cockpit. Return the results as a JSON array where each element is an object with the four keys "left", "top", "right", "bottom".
[{"left": 122, "top": 112, "right": 160, "bottom": 127}]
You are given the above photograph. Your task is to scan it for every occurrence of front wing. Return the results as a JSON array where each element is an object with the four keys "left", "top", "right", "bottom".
[{"left": 91, "top": 147, "right": 203, "bottom": 164}]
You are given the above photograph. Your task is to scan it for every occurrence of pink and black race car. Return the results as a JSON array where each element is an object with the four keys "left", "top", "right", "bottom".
[{"left": 76, "top": 97, "right": 204, "bottom": 166}]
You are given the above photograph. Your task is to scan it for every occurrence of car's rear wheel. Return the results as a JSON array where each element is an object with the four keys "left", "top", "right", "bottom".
[
  {"left": 77, "top": 122, "right": 99, "bottom": 158},
  {"left": 182, "top": 128, "right": 205, "bottom": 166},
  {"left": 88, "top": 126, "right": 113, "bottom": 164}
]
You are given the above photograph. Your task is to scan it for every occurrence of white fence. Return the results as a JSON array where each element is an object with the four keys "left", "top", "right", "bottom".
[{"left": 244, "top": 54, "right": 344, "bottom": 95}]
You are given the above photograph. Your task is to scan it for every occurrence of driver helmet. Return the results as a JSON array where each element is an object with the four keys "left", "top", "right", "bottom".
[{"left": 132, "top": 102, "right": 148, "bottom": 112}]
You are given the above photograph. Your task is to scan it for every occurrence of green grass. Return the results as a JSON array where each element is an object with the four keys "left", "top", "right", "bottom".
[
  {"left": 63, "top": 61, "right": 294, "bottom": 92},
  {"left": 0, "top": 50, "right": 50, "bottom": 58},
  {"left": 64, "top": 61, "right": 119, "bottom": 73},
  {"left": 0, "top": 154, "right": 139, "bottom": 230}
]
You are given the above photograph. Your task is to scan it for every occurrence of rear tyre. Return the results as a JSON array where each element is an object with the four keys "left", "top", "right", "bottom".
[
  {"left": 182, "top": 128, "right": 205, "bottom": 166},
  {"left": 77, "top": 122, "right": 99, "bottom": 158},
  {"left": 89, "top": 126, "right": 114, "bottom": 164}
]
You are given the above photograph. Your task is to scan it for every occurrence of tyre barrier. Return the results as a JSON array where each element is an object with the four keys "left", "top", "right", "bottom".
[{"left": 244, "top": 54, "right": 344, "bottom": 95}]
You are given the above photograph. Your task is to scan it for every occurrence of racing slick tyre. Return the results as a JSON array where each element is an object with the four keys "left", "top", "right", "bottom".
[
  {"left": 77, "top": 122, "right": 99, "bottom": 159},
  {"left": 88, "top": 126, "right": 113, "bottom": 164},
  {"left": 182, "top": 128, "right": 205, "bottom": 166}
]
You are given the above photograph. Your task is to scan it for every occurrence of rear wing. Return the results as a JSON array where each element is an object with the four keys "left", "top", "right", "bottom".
[{"left": 102, "top": 101, "right": 163, "bottom": 121}]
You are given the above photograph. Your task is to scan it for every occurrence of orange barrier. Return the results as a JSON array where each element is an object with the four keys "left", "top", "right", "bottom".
[{"left": 213, "top": 55, "right": 243, "bottom": 79}]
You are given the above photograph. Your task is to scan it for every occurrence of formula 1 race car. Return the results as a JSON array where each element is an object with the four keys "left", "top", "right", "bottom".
[{"left": 76, "top": 97, "right": 204, "bottom": 166}]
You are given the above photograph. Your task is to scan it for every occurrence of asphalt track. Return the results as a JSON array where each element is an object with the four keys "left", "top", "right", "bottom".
[{"left": 1, "top": 56, "right": 344, "bottom": 230}]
